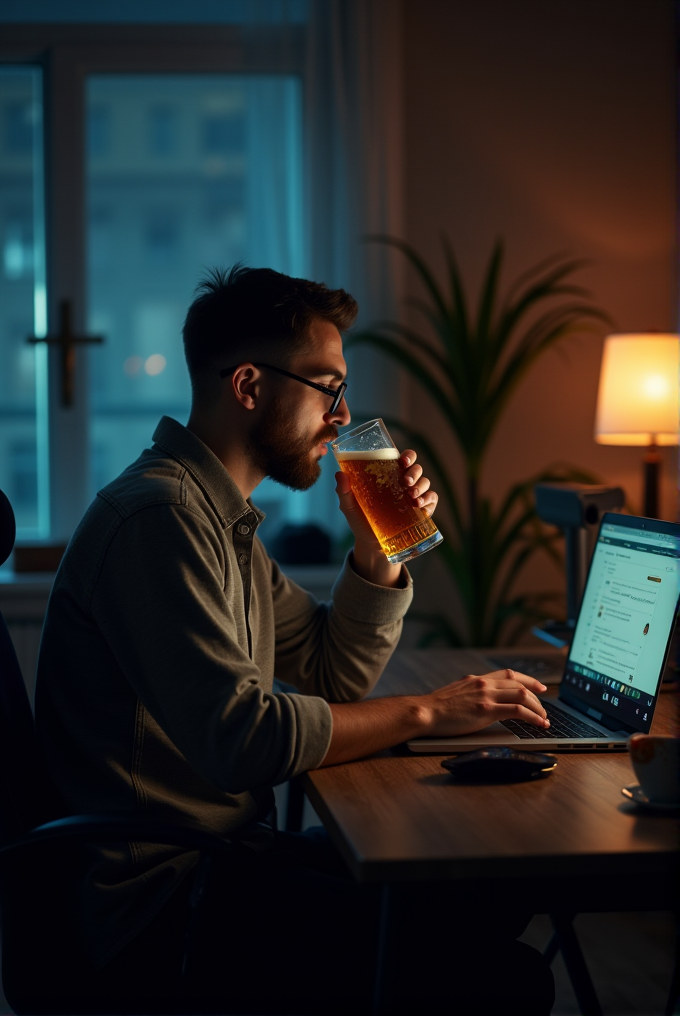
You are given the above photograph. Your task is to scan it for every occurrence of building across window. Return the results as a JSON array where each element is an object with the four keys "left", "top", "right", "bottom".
[
  {"left": 0, "top": 66, "right": 47, "bottom": 539},
  {"left": 4, "top": 100, "right": 33, "bottom": 154},
  {"left": 148, "top": 105, "right": 177, "bottom": 156},
  {"left": 3, "top": 210, "right": 33, "bottom": 279},
  {"left": 200, "top": 112, "right": 245, "bottom": 156},
  {"left": 87, "top": 104, "right": 111, "bottom": 158},
  {"left": 144, "top": 209, "right": 180, "bottom": 268},
  {"left": 85, "top": 74, "right": 309, "bottom": 554}
]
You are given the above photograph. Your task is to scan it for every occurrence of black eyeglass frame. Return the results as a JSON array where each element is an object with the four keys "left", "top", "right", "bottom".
[{"left": 219, "top": 362, "right": 347, "bottom": 414}]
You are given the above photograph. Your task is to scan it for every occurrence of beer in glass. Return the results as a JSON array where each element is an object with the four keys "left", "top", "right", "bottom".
[{"left": 331, "top": 418, "right": 443, "bottom": 564}]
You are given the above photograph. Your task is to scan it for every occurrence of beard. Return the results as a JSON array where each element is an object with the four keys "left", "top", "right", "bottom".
[{"left": 249, "top": 395, "right": 338, "bottom": 491}]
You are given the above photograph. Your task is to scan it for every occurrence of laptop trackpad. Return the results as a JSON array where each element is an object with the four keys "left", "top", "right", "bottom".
[
  {"left": 406, "top": 721, "right": 521, "bottom": 752},
  {"left": 440, "top": 721, "right": 519, "bottom": 744}
]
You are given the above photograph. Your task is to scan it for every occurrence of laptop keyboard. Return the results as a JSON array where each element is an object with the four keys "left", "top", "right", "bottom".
[{"left": 501, "top": 702, "right": 604, "bottom": 740}]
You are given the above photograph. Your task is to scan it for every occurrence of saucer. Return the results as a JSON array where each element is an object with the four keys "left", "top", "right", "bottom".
[{"left": 621, "top": 784, "right": 680, "bottom": 812}]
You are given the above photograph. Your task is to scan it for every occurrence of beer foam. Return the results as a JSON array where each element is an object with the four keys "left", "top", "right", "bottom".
[{"left": 334, "top": 448, "right": 399, "bottom": 461}]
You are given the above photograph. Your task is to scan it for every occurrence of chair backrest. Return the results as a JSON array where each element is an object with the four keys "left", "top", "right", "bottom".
[
  {"left": 0, "top": 492, "right": 91, "bottom": 1014},
  {"left": 0, "top": 490, "right": 54, "bottom": 842}
]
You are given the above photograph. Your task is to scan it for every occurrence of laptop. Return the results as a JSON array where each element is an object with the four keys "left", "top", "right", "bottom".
[{"left": 407, "top": 513, "right": 680, "bottom": 753}]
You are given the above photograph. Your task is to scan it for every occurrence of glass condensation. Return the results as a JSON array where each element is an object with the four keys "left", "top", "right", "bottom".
[
  {"left": 0, "top": 66, "right": 48, "bottom": 538},
  {"left": 85, "top": 74, "right": 303, "bottom": 499}
]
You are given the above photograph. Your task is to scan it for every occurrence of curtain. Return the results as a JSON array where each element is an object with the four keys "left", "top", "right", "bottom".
[
  {"left": 248, "top": 0, "right": 405, "bottom": 537},
  {"left": 306, "top": 0, "right": 404, "bottom": 419}
]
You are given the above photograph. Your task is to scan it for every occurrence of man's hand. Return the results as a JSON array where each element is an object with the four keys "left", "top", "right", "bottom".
[
  {"left": 398, "top": 448, "right": 438, "bottom": 517},
  {"left": 419, "top": 669, "right": 550, "bottom": 737},
  {"left": 334, "top": 449, "right": 438, "bottom": 588},
  {"left": 321, "top": 670, "right": 549, "bottom": 767}
]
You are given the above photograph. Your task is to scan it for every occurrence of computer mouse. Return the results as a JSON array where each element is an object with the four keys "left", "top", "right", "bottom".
[{"left": 441, "top": 747, "right": 557, "bottom": 783}]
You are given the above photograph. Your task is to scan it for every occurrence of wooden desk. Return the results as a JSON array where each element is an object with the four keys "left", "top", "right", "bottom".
[
  {"left": 302, "top": 650, "right": 679, "bottom": 1014},
  {"left": 305, "top": 649, "right": 678, "bottom": 891}
]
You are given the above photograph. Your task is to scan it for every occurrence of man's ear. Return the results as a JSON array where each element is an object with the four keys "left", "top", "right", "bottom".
[{"left": 229, "top": 364, "right": 261, "bottom": 411}]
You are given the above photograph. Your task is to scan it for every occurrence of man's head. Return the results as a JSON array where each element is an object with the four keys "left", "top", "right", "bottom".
[
  {"left": 183, "top": 265, "right": 357, "bottom": 402},
  {"left": 184, "top": 266, "right": 357, "bottom": 495}
]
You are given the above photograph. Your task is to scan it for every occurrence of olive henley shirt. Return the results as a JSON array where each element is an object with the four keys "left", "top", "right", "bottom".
[{"left": 35, "top": 416, "right": 413, "bottom": 967}]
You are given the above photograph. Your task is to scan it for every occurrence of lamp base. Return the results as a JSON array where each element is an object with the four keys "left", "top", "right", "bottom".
[{"left": 643, "top": 444, "right": 661, "bottom": 519}]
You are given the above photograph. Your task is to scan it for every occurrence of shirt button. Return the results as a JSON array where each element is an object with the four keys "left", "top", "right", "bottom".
[
  {"left": 239, "top": 553, "right": 248, "bottom": 565},
  {"left": 237, "top": 523, "right": 250, "bottom": 535}
]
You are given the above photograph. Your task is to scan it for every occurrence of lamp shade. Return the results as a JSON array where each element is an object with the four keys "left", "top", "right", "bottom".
[{"left": 594, "top": 333, "right": 679, "bottom": 446}]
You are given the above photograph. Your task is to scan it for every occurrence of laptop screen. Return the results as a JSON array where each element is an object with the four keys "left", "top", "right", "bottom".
[{"left": 561, "top": 513, "right": 680, "bottom": 734}]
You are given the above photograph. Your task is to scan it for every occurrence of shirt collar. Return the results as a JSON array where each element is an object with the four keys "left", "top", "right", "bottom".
[{"left": 151, "top": 416, "right": 264, "bottom": 530}]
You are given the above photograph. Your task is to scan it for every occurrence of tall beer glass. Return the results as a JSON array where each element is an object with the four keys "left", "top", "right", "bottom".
[{"left": 331, "top": 418, "right": 443, "bottom": 564}]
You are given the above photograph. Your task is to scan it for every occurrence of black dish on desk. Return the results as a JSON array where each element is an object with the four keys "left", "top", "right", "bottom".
[{"left": 441, "top": 747, "right": 558, "bottom": 783}]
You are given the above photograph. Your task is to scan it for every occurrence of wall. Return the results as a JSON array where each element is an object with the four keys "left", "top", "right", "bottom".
[{"left": 399, "top": 0, "right": 678, "bottom": 642}]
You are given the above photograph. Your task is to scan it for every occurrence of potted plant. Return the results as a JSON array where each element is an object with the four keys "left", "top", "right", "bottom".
[{"left": 347, "top": 237, "right": 611, "bottom": 646}]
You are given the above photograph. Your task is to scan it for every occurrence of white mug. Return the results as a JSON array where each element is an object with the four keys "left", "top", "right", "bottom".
[{"left": 627, "top": 734, "right": 680, "bottom": 805}]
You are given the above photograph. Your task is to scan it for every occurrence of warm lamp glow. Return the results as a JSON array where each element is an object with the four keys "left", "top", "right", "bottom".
[{"left": 594, "top": 334, "right": 679, "bottom": 446}]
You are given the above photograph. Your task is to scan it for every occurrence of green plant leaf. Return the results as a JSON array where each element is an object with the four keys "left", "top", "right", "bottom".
[
  {"left": 363, "top": 234, "right": 451, "bottom": 329},
  {"left": 355, "top": 319, "right": 457, "bottom": 389},
  {"left": 480, "top": 308, "right": 609, "bottom": 455},
  {"left": 355, "top": 234, "right": 610, "bottom": 646},
  {"left": 441, "top": 234, "right": 470, "bottom": 348},
  {"left": 476, "top": 239, "right": 503, "bottom": 351},
  {"left": 345, "top": 330, "right": 464, "bottom": 441},
  {"left": 498, "top": 256, "right": 596, "bottom": 338}
]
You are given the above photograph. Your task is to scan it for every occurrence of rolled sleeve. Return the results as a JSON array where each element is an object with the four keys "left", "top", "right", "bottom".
[
  {"left": 331, "top": 552, "right": 414, "bottom": 625},
  {"left": 274, "top": 692, "right": 333, "bottom": 781}
]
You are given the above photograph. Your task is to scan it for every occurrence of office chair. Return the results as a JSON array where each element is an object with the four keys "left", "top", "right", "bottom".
[{"left": 0, "top": 488, "right": 239, "bottom": 1015}]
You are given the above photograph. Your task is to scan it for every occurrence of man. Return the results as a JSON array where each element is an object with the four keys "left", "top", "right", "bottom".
[{"left": 36, "top": 266, "right": 553, "bottom": 1014}]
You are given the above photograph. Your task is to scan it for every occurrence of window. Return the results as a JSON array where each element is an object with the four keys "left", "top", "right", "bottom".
[
  {"left": 3, "top": 210, "right": 33, "bottom": 280},
  {"left": 87, "top": 104, "right": 111, "bottom": 158},
  {"left": 85, "top": 74, "right": 304, "bottom": 527},
  {"left": 8, "top": 440, "right": 38, "bottom": 516},
  {"left": 4, "top": 100, "right": 33, "bottom": 154},
  {"left": 148, "top": 105, "right": 177, "bottom": 156},
  {"left": 0, "top": 12, "right": 386, "bottom": 560},
  {"left": 201, "top": 111, "right": 246, "bottom": 156},
  {"left": 143, "top": 209, "right": 180, "bottom": 268},
  {"left": 200, "top": 199, "right": 246, "bottom": 265},
  {"left": 0, "top": 66, "right": 48, "bottom": 539},
  {"left": 88, "top": 206, "right": 114, "bottom": 274}
]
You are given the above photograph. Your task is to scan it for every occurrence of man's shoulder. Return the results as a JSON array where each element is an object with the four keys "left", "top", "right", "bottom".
[
  {"left": 55, "top": 450, "right": 221, "bottom": 596},
  {"left": 97, "top": 447, "right": 189, "bottom": 520}
]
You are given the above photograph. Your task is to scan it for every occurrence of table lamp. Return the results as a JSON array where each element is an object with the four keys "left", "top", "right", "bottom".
[{"left": 594, "top": 333, "right": 679, "bottom": 518}]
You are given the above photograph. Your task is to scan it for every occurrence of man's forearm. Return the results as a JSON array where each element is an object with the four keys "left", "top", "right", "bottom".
[
  {"left": 321, "top": 696, "right": 431, "bottom": 767},
  {"left": 319, "top": 670, "right": 552, "bottom": 768}
]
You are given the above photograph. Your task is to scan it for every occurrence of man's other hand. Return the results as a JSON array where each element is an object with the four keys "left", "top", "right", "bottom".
[
  {"left": 334, "top": 449, "right": 438, "bottom": 588},
  {"left": 399, "top": 448, "right": 438, "bottom": 517}
]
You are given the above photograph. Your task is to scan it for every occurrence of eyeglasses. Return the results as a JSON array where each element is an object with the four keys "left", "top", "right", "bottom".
[{"left": 219, "top": 362, "right": 348, "bottom": 414}]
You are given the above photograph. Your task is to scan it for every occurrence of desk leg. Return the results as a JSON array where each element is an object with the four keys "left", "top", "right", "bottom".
[
  {"left": 372, "top": 884, "right": 450, "bottom": 1014},
  {"left": 549, "top": 912, "right": 602, "bottom": 1016},
  {"left": 373, "top": 884, "right": 403, "bottom": 1016},
  {"left": 284, "top": 777, "right": 305, "bottom": 832},
  {"left": 543, "top": 928, "right": 559, "bottom": 966},
  {"left": 664, "top": 912, "right": 680, "bottom": 1016}
]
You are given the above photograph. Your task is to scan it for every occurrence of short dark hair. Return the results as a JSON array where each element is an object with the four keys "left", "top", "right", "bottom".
[{"left": 183, "top": 265, "right": 358, "bottom": 394}]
